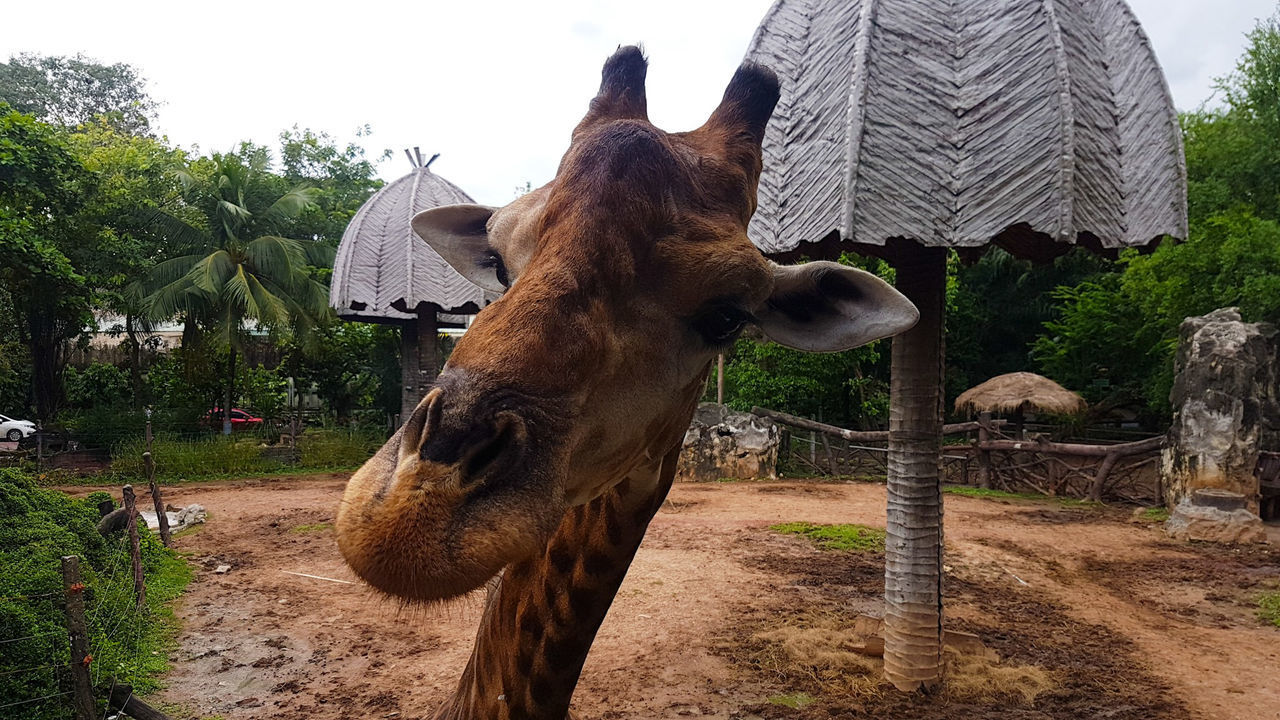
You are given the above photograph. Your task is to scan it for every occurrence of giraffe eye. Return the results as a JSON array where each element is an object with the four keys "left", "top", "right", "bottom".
[{"left": 693, "top": 305, "right": 749, "bottom": 346}]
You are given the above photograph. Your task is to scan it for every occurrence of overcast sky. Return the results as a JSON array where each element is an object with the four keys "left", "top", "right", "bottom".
[{"left": 6, "top": 0, "right": 1276, "bottom": 206}]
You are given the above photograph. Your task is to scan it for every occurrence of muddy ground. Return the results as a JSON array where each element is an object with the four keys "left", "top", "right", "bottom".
[{"left": 85, "top": 475, "right": 1278, "bottom": 719}]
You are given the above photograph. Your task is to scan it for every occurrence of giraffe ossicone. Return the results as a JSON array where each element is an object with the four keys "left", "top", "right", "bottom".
[{"left": 336, "top": 45, "right": 918, "bottom": 719}]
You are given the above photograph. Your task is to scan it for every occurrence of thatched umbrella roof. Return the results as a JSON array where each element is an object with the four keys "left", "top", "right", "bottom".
[
  {"left": 955, "top": 372, "right": 1086, "bottom": 417},
  {"left": 330, "top": 150, "right": 486, "bottom": 323},
  {"left": 745, "top": 0, "right": 1187, "bottom": 262}
]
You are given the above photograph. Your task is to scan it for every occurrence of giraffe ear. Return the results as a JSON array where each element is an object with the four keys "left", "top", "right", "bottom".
[
  {"left": 755, "top": 262, "right": 919, "bottom": 352},
  {"left": 411, "top": 204, "right": 508, "bottom": 293}
]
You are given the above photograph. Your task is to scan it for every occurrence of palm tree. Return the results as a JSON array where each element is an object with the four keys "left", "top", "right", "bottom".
[{"left": 143, "top": 153, "right": 332, "bottom": 434}]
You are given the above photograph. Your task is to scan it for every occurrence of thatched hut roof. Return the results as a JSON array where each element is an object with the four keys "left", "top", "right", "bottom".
[
  {"left": 745, "top": 0, "right": 1187, "bottom": 262},
  {"left": 330, "top": 150, "right": 486, "bottom": 323},
  {"left": 955, "top": 372, "right": 1086, "bottom": 416}
]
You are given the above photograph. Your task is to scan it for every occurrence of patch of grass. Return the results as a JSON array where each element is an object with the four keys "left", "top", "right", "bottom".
[
  {"left": 771, "top": 522, "right": 886, "bottom": 552},
  {"left": 1258, "top": 591, "right": 1280, "bottom": 627},
  {"left": 767, "top": 692, "right": 816, "bottom": 709},
  {"left": 290, "top": 522, "right": 333, "bottom": 534},
  {"left": 1140, "top": 506, "right": 1171, "bottom": 522},
  {"left": 100, "top": 429, "right": 382, "bottom": 484},
  {"left": 943, "top": 485, "right": 1100, "bottom": 507}
]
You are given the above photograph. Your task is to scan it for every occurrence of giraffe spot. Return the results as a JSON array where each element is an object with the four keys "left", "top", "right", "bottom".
[
  {"left": 603, "top": 501, "right": 625, "bottom": 546},
  {"left": 519, "top": 610, "right": 544, "bottom": 638},
  {"left": 548, "top": 546, "right": 575, "bottom": 576},
  {"left": 543, "top": 631, "right": 581, "bottom": 668},
  {"left": 581, "top": 550, "right": 613, "bottom": 577},
  {"left": 568, "top": 586, "right": 598, "bottom": 618},
  {"left": 529, "top": 669, "right": 556, "bottom": 707}
]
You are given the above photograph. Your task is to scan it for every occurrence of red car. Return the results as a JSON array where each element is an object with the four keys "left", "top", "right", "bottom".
[{"left": 208, "top": 408, "right": 265, "bottom": 430}]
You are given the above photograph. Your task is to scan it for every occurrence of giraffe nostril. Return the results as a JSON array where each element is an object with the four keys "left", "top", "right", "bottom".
[{"left": 461, "top": 416, "right": 521, "bottom": 485}]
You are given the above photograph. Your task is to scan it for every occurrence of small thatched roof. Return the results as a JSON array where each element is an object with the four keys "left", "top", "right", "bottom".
[
  {"left": 955, "top": 372, "right": 1086, "bottom": 416},
  {"left": 330, "top": 150, "right": 486, "bottom": 323},
  {"left": 745, "top": 0, "right": 1187, "bottom": 262}
]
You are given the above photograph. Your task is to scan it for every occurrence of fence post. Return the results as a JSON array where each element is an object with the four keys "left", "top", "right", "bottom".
[
  {"left": 36, "top": 421, "right": 44, "bottom": 470},
  {"left": 122, "top": 486, "right": 146, "bottom": 611},
  {"left": 144, "top": 412, "right": 171, "bottom": 547},
  {"left": 61, "top": 556, "right": 96, "bottom": 720},
  {"left": 716, "top": 354, "right": 725, "bottom": 404},
  {"left": 976, "top": 412, "right": 992, "bottom": 489}
]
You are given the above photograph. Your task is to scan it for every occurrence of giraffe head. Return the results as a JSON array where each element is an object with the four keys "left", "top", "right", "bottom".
[{"left": 336, "top": 47, "right": 918, "bottom": 603}]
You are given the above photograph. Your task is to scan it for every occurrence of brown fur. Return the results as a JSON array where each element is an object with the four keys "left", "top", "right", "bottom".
[{"left": 337, "top": 47, "right": 782, "bottom": 719}]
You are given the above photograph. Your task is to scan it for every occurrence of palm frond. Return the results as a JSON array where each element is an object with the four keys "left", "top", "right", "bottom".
[
  {"left": 260, "top": 187, "right": 320, "bottom": 228},
  {"left": 302, "top": 241, "right": 337, "bottom": 268},
  {"left": 187, "top": 250, "right": 236, "bottom": 295},
  {"left": 244, "top": 235, "right": 308, "bottom": 282},
  {"left": 148, "top": 209, "right": 211, "bottom": 253}
]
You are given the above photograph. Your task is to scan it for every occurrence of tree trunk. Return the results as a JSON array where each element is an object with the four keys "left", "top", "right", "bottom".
[
  {"left": 126, "top": 314, "right": 144, "bottom": 408},
  {"left": 884, "top": 247, "right": 946, "bottom": 692},
  {"left": 223, "top": 347, "right": 236, "bottom": 436},
  {"left": 27, "top": 309, "right": 66, "bottom": 424}
]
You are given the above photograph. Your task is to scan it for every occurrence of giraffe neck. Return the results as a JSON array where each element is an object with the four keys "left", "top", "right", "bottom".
[{"left": 431, "top": 450, "right": 678, "bottom": 720}]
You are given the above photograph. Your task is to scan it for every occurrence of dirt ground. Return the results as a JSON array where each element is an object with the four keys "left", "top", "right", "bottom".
[{"left": 82, "top": 475, "right": 1278, "bottom": 719}]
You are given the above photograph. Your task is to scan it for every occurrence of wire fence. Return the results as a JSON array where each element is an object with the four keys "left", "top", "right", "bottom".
[{"left": 1, "top": 491, "right": 170, "bottom": 720}]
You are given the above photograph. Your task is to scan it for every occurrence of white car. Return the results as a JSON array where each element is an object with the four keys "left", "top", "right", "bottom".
[{"left": 0, "top": 414, "right": 36, "bottom": 442}]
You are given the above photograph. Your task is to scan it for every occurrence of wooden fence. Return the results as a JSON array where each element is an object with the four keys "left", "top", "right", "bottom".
[
  {"left": 1, "top": 485, "right": 173, "bottom": 720},
  {"left": 753, "top": 407, "right": 1164, "bottom": 503}
]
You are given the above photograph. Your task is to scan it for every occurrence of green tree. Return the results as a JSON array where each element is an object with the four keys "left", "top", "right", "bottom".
[
  {"left": 0, "top": 53, "right": 156, "bottom": 133},
  {"left": 65, "top": 120, "right": 188, "bottom": 407},
  {"left": 142, "top": 152, "right": 332, "bottom": 433},
  {"left": 0, "top": 107, "right": 96, "bottom": 421},
  {"left": 279, "top": 125, "right": 386, "bottom": 246}
]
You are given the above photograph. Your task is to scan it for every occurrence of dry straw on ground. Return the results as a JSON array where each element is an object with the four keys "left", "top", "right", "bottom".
[{"left": 752, "top": 611, "right": 1053, "bottom": 705}]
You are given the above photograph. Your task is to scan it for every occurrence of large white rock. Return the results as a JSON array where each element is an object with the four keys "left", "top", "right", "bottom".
[{"left": 678, "top": 404, "right": 780, "bottom": 482}]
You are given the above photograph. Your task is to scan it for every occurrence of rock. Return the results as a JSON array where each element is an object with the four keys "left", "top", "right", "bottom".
[
  {"left": 1161, "top": 308, "right": 1280, "bottom": 513},
  {"left": 214, "top": 564, "right": 232, "bottom": 574},
  {"left": 1164, "top": 498, "right": 1267, "bottom": 544},
  {"left": 677, "top": 403, "right": 780, "bottom": 482},
  {"left": 175, "top": 503, "right": 208, "bottom": 529}
]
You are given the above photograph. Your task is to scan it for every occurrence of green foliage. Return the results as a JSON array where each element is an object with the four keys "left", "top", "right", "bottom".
[
  {"left": 0, "top": 54, "right": 156, "bottom": 133},
  {"left": 0, "top": 468, "right": 190, "bottom": 718},
  {"left": 770, "top": 522, "right": 886, "bottom": 552},
  {"left": 0, "top": 106, "right": 97, "bottom": 421},
  {"left": 109, "top": 428, "right": 380, "bottom": 481},
  {"left": 64, "top": 362, "right": 131, "bottom": 409},
  {"left": 719, "top": 338, "right": 888, "bottom": 429},
  {"left": 142, "top": 152, "right": 331, "bottom": 344},
  {"left": 1258, "top": 591, "right": 1280, "bottom": 627},
  {"left": 1035, "top": 210, "right": 1280, "bottom": 419},
  {"left": 278, "top": 321, "right": 400, "bottom": 420},
  {"left": 947, "top": 248, "right": 1107, "bottom": 403}
]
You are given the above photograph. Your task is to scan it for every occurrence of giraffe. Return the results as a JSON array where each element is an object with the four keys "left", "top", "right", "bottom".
[{"left": 335, "top": 46, "right": 920, "bottom": 720}]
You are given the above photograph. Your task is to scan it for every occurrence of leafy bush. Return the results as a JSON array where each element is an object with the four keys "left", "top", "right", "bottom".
[
  {"left": 63, "top": 362, "right": 130, "bottom": 409},
  {"left": 0, "top": 469, "right": 190, "bottom": 718}
]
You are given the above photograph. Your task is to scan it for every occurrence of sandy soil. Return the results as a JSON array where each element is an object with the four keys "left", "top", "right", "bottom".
[{"left": 95, "top": 475, "right": 1277, "bottom": 720}]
